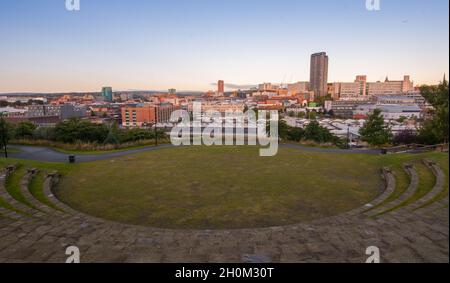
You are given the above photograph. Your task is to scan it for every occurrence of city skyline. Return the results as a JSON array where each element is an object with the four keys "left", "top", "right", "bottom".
[{"left": 0, "top": 0, "right": 449, "bottom": 93}]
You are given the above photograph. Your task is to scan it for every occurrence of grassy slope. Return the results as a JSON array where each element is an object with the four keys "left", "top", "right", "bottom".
[
  {"left": 370, "top": 153, "right": 449, "bottom": 216},
  {"left": 0, "top": 159, "right": 73, "bottom": 216},
  {"left": 1, "top": 147, "right": 448, "bottom": 229},
  {"left": 54, "top": 147, "right": 380, "bottom": 229},
  {"left": 55, "top": 147, "right": 448, "bottom": 229},
  {"left": 5, "top": 165, "right": 33, "bottom": 207},
  {"left": 28, "top": 171, "right": 65, "bottom": 212}
]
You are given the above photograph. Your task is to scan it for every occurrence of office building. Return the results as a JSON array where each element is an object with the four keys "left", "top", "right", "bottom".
[
  {"left": 121, "top": 103, "right": 179, "bottom": 128},
  {"left": 354, "top": 104, "right": 422, "bottom": 120},
  {"left": 333, "top": 75, "right": 414, "bottom": 99},
  {"left": 102, "top": 87, "right": 113, "bottom": 102},
  {"left": 122, "top": 104, "right": 156, "bottom": 128},
  {"left": 218, "top": 80, "right": 225, "bottom": 94},
  {"left": 366, "top": 76, "right": 414, "bottom": 96},
  {"left": 310, "top": 52, "right": 329, "bottom": 98}
]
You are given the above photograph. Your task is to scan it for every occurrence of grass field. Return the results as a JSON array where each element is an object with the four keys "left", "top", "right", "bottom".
[{"left": 1, "top": 146, "right": 448, "bottom": 230}]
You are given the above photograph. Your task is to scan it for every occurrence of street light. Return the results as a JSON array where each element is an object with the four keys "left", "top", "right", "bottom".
[
  {"left": 347, "top": 124, "right": 351, "bottom": 149},
  {"left": 147, "top": 122, "right": 158, "bottom": 147},
  {"left": 155, "top": 122, "right": 158, "bottom": 147},
  {"left": 155, "top": 110, "right": 159, "bottom": 147},
  {"left": 0, "top": 113, "right": 8, "bottom": 158}
]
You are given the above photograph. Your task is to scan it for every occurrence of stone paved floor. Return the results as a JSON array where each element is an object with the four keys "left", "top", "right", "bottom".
[
  {"left": 0, "top": 159, "right": 448, "bottom": 263},
  {"left": 0, "top": 198, "right": 448, "bottom": 263}
]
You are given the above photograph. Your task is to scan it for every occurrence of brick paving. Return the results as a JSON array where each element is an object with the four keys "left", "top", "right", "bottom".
[{"left": 0, "top": 160, "right": 448, "bottom": 263}]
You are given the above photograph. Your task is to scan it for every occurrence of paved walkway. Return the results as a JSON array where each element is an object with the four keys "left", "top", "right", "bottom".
[
  {"left": 8, "top": 144, "right": 381, "bottom": 163},
  {"left": 0, "top": 196, "right": 447, "bottom": 263}
]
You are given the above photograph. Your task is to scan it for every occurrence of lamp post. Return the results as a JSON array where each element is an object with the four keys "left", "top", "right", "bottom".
[
  {"left": 155, "top": 110, "right": 159, "bottom": 147},
  {"left": 347, "top": 124, "right": 351, "bottom": 149},
  {"left": 0, "top": 113, "right": 8, "bottom": 158},
  {"left": 147, "top": 122, "right": 158, "bottom": 147},
  {"left": 154, "top": 122, "right": 158, "bottom": 147}
]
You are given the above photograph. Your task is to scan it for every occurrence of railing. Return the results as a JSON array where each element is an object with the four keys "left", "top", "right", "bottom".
[{"left": 385, "top": 143, "right": 449, "bottom": 154}]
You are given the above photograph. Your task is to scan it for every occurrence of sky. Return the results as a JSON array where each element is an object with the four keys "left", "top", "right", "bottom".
[{"left": 0, "top": 0, "right": 448, "bottom": 93}]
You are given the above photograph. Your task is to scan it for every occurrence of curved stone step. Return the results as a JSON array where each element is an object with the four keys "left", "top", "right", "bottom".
[
  {"left": 19, "top": 169, "right": 69, "bottom": 219},
  {"left": 415, "top": 196, "right": 449, "bottom": 215},
  {"left": 385, "top": 160, "right": 448, "bottom": 222},
  {"left": 0, "top": 213, "right": 18, "bottom": 229},
  {"left": 313, "top": 167, "right": 396, "bottom": 225},
  {"left": 0, "top": 166, "right": 46, "bottom": 218},
  {"left": 0, "top": 166, "right": 31, "bottom": 220},
  {"left": 0, "top": 206, "right": 24, "bottom": 221},
  {"left": 367, "top": 163, "right": 419, "bottom": 217},
  {"left": 43, "top": 173, "right": 96, "bottom": 222},
  {"left": 406, "top": 159, "right": 446, "bottom": 210},
  {"left": 42, "top": 172, "right": 158, "bottom": 228},
  {"left": 0, "top": 174, "right": 447, "bottom": 263},
  {"left": 354, "top": 167, "right": 396, "bottom": 215},
  {"left": 390, "top": 195, "right": 449, "bottom": 225}
]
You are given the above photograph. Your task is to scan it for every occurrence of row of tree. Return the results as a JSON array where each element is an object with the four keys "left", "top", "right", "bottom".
[
  {"left": 277, "top": 120, "right": 343, "bottom": 146},
  {"left": 0, "top": 118, "right": 166, "bottom": 148},
  {"left": 359, "top": 79, "right": 449, "bottom": 147}
]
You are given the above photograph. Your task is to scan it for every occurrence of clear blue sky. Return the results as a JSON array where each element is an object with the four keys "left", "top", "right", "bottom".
[{"left": 0, "top": 0, "right": 448, "bottom": 93}]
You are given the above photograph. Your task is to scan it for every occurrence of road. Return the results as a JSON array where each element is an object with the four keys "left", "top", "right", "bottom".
[{"left": 7, "top": 144, "right": 381, "bottom": 163}]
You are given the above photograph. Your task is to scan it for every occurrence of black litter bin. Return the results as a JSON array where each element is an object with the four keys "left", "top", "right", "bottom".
[
  {"left": 381, "top": 149, "right": 387, "bottom": 155},
  {"left": 69, "top": 155, "right": 76, "bottom": 164}
]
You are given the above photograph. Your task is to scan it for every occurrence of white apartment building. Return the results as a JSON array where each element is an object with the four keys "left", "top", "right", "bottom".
[
  {"left": 354, "top": 104, "right": 422, "bottom": 120},
  {"left": 366, "top": 76, "right": 414, "bottom": 96},
  {"left": 375, "top": 95, "right": 416, "bottom": 105},
  {"left": 333, "top": 75, "right": 414, "bottom": 99},
  {"left": 0, "top": 107, "right": 27, "bottom": 118},
  {"left": 340, "top": 81, "right": 366, "bottom": 97}
]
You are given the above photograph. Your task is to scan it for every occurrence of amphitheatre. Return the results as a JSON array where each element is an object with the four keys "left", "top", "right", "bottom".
[{"left": 0, "top": 144, "right": 448, "bottom": 263}]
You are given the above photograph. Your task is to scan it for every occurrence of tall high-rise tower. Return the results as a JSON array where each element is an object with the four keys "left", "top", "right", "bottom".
[
  {"left": 218, "top": 80, "right": 225, "bottom": 94},
  {"left": 101, "top": 87, "right": 113, "bottom": 102},
  {"left": 309, "top": 52, "right": 329, "bottom": 98}
]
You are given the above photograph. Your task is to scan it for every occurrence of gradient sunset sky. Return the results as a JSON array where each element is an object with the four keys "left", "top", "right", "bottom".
[{"left": 0, "top": 0, "right": 448, "bottom": 93}]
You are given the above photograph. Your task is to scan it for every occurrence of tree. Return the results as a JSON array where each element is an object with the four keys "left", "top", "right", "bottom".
[
  {"left": 303, "top": 120, "right": 336, "bottom": 143},
  {"left": 277, "top": 120, "right": 290, "bottom": 141},
  {"left": 396, "top": 116, "right": 408, "bottom": 123},
  {"left": 315, "top": 94, "right": 332, "bottom": 106},
  {"left": 54, "top": 119, "right": 109, "bottom": 143},
  {"left": 418, "top": 79, "right": 449, "bottom": 144},
  {"left": 287, "top": 127, "right": 304, "bottom": 142},
  {"left": 34, "top": 126, "right": 56, "bottom": 140},
  {"left": 308, "top": 111, "right": 317, "bottom": 120},
  {"left": 13, "top": 121, "right": 37, "bottom": 139},
  {"left": 359, "top": 109, "right": 392, "bottom": 147},
  {"left": 0, "top": 114, "right": 10, "bottom": 158},
  {"left": 103, "top": 123, "right": 120, "bottom": 145}
]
